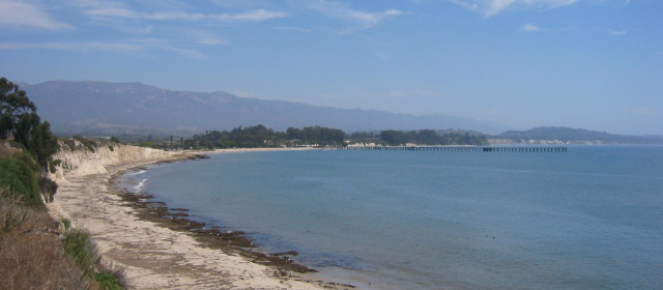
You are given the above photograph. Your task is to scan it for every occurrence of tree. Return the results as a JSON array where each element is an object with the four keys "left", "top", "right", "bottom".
[
  {"left": 380, "top": 130, "right": 409, "bottom": 146},
  {"left": 1, "top": 77, "right": 59, "bottom": 171},
  {"left": 1, "top": 77, "right": 36, "bottom": 139},
  {"left": 23, "top": 117, "right": 58, "bottom": 170}
]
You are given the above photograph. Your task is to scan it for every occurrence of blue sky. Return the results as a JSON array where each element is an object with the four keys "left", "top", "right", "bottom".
[{"left": 1, "top": 0, "right": 661, "bottom": 135}]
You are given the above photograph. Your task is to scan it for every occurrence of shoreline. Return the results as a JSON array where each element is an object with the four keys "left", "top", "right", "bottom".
[
  {"left": 49, "top": 146, "right": 354, "bottom": 290},
  {"left": 111, "top": 165, "right": 318, "bottom": 274}
]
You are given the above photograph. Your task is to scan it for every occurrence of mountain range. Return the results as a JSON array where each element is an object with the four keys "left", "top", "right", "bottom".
[{"left": 22, "top": 81, "right": 509, "bottom": 136}]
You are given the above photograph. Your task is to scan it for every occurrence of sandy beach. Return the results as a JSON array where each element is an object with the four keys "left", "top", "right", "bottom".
[{"left": 47, "top": 145, "right": 344, "bottom": 290}]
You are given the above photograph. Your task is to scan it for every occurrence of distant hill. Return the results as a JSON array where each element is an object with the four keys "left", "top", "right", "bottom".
[
  {"left": 22, "top": 81, "right": 508, "bottom": 136},
  {"left": 491, "top": 127, "right": 663, "bottom": 144}
]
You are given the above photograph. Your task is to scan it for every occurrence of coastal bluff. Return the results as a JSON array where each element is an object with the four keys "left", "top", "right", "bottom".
[{"left": 50, "top": 140, "right": 191, "bottom": 181}]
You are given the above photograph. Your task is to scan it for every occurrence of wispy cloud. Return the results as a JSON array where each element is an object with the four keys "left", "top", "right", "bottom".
[
  {"left": 0, "top": 2, "right": 74, "bottom": 31},
  {"left": 304, "top": 0, "right": 404, "bottom": 28},
  {"left": 273, "top": 26, "right": 313, "bottom": 33},
  {"left": 228, "top": 9, "right": 287, "bottom": 22},
  {"left": 520, "top": 23, "right": 542, "bottom": 32},
  {"left": 448, "top": 0, "right": 579, "bottom": 16},
  {"left": 0, "top": 39, "right": 206, "bottom": 59},
  {"left": 0, "top": 41, "right": 138, "bottom": 51},
  {"left": 84, "top": 7, "right": 286, "bottom": 22},
  {"left": 608, "top": 29, "right": 626, "bottom": 36},
  {"left": 161, "top": 47, "right": 206, "bottom": 59},
  {"left": 447, "top": 0, "right": 481, "bottom": 13},
  {"left": 179, "top": 29, "right": 228, "bottom": 45}
]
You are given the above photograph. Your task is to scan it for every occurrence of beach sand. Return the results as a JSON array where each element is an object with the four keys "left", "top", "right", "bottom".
[{"left": 47, "top": 145, "right": 346, "bottom": 290}]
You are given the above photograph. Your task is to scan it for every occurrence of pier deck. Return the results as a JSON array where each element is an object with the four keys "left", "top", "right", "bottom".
[{"left": 338, "top": 146, "right": 568, "bottom": 153}]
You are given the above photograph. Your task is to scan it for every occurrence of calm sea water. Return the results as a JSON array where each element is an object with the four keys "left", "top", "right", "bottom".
[{"left": 119, "top": 146, "right": 663, "bottom": 290}]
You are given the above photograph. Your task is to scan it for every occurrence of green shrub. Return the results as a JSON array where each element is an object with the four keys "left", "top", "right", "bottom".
[
  {"left": 63, "top": 228, "right": 126, "bottom": 289},
  {"left": 0, "top": 193, "right": 30, "bottom": 233},
  {"left": 93, "top": 268, "right": 126, "bottom": 290},
  {"left": 0, "top": 153, "right": 42, "bottom": 206},
  {"left": 73, "top": 135, "right": 97, "bottom": 153},
  {"left": 38, "top": 176, "right": 58, "bottom": 202},
  {"left": 63, "top": 139, "right": 76, "bottom": 151},
  {"left": 138, "top": 141, "right": 156, "bottom": 148},
  {"left": 49, "top": 159, "right": 61, "bottom": 174},
  {"left": 63, "top": 228, "right": 98, "bottom": 276},
  {"left": 61, "top": 217, "right": 71, "bottom": 230}
]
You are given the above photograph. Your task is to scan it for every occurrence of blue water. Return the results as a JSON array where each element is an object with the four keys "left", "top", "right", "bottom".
[{"left": 119, "top": 146, "right": 663, "bottom": 290}]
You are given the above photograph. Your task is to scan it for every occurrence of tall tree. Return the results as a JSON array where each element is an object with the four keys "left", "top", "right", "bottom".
[
  {"left": 1, "top": 77, "right": 58, "bottom": 170},
  {"left": 0, "top": 78, "right": 36, "bottom": 139},
  {"left": 14, "top": 113, "right": 58, "bottom": 170}
]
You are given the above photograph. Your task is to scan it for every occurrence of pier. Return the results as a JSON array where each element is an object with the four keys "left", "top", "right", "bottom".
[{"left": 337, "top": 146, "right": 568, "bottom": 153}]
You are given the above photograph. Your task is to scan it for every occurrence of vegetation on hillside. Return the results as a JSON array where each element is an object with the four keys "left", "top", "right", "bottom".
[
  {"left": 0, "top": 153, "right": 56, "bottom": 206},
  {"left": 1, "top": 78, "right": 59, "bottom": 171},
  {"left": 493, "top": 127, "right": 663, "bottom": 144},
  {"left": 1, "top": 77, "right": 125, "bottom": 290}
]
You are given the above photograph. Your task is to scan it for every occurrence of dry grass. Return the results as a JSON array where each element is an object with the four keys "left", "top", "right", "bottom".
[
  {"left": 0, "top": 141, "right": 22, "bottom": 160},
  {"left": 0, "top": 196, "right": 93, "bottom": 290}
]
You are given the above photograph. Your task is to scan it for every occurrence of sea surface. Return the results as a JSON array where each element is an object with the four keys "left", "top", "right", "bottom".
[{"left": 118, "top": 146, "right": 663, "bottom": 290}]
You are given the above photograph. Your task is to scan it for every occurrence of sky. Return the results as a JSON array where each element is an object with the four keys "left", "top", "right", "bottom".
[{"left": 0, "top": 0, "right": 661, "bottom": 135}]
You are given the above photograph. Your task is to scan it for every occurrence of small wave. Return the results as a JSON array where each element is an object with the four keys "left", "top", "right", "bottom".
[
  {"left": 126, "top": 170, "right": 147, "bottom": 176},
  {"left": 132, "top": 179, "right": 147, "bottom": 193}
]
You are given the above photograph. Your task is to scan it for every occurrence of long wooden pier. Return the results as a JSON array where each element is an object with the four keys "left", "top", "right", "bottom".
[{"left": 337, "top": 146, "right": 568, "bottom": 153}]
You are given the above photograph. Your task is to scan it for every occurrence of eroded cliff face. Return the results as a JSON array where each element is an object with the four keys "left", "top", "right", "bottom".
[{"left": 51, "top": 140, "right": 190, "bottom": 180}]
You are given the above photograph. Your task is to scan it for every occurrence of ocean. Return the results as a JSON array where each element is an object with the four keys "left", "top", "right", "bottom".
[{"left": 118, "top": 146, "right": 663, "bottom": 290}]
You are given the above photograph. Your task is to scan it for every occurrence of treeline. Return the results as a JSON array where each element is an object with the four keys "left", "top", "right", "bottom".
[
  {"left": 190, "top": 125, "right": 345, "bottom": 148},
  {"left": 183, "top": 125, "right": 487, "bottom": 149},
  {"left": 379, "top": 129, "right": 488, "bottom": 146}
]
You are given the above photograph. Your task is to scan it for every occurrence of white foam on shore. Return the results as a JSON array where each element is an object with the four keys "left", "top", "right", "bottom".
[
  {"left": 133, "top": 178, "right": 147, "bottom": 193},
  {"left": 126, "top": 169, "right": 147, "bottom": 176}
]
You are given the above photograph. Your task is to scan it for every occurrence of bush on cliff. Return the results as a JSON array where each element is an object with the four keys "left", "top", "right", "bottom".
[
  {"left": 1, "top": 77, "right": 125, "bottom": 290},
  {"left": 0, "top": 153, "right": 43, "bottom": 206},
  {"left": 63, "top": 228, "right": 126, "bottom": 290}
]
